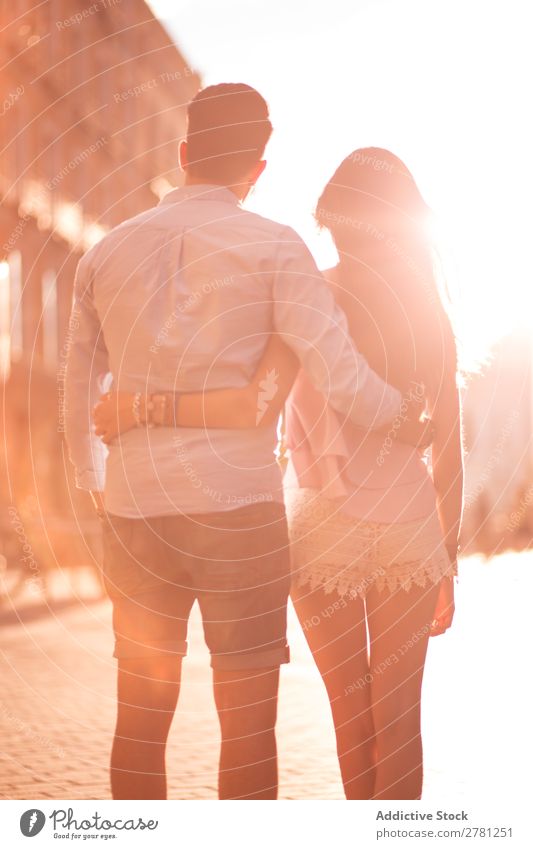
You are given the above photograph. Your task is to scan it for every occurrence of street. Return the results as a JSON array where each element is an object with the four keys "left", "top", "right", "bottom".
[{"left": 1, "top": 553, "right": 531, "bottom": 800}]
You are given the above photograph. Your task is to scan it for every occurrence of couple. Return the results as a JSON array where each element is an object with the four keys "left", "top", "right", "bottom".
[{"left": 65, "top": 82, "right": 463, "bottom": 801}]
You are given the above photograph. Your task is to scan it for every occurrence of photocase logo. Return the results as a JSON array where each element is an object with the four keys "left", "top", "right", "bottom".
[
  {"left": 256, "top": 368, "right": 279, "bottom": 425},
  {"left": 20, "top": 809, "right": 46, "bottom": 837}
]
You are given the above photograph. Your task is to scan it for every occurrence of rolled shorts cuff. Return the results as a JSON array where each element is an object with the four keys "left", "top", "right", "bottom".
[
  {"left": 210, "top": 644, "right": 290, "bottom": 670},
  {"left": 113, "top": 638, "right": 188, "bottom": 659}
]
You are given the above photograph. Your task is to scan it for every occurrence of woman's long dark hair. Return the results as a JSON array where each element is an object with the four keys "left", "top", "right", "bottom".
[{"left": 315, "top": 147, "right": 457, "bottom": 398}]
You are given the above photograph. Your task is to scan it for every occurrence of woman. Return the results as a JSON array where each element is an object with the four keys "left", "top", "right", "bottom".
[{"left": 94, "top": 148, "right": 463, "bottom": 800}]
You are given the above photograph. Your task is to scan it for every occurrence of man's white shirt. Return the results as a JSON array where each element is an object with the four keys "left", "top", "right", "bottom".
[{"left": 65, "top": 183, "right": 402, "bottom": 517}]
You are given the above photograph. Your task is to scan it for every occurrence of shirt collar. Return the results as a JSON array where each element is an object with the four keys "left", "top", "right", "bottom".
[{"left": 158, "top": 183, "right": 240, "bottom": 207}]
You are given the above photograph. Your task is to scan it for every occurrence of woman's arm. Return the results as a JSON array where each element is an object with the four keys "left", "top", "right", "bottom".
[
  {"left": 425, "top": 359, "right": 463, "bottom": 639},
  {"left": 427, "top": 367, "right": 464, "bottom": 557},
  {"left": 93, "top": 335, "right": 299, "bottom": 443}
]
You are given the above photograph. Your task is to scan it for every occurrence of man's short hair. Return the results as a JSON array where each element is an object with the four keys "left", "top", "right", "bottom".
[{"left": 186, "top": 83, "right": 272, "bottom": 185}]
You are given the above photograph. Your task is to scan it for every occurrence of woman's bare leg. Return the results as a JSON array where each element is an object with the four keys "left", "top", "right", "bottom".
[
  {"left": 291, "top": 585, "right": 376, "bottom": 799},
  {"left": 365, "top": 581, "right": 440, "bottom": 800}
]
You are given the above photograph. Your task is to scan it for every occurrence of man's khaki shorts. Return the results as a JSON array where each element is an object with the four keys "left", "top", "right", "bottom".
[{"left": 100, "top": 501, "right": 291, "bottom": 669}]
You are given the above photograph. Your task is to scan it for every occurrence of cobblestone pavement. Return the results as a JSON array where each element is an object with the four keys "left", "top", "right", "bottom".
[{"left": 1, "top": 554, "right": 531, "bottom": 800}]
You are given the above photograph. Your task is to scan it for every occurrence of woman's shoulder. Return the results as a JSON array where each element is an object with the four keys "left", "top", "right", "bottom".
[{"left": 320, "top": 265, "right": 340, "bottom": 287}]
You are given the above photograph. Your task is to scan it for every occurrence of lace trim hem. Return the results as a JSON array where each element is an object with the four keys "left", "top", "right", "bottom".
[
  {"left": 291, "top": 553, "right": 457, "bottom": 599},
  {"left": 285, "top": 487, "right": 456, "bottom": 599}
]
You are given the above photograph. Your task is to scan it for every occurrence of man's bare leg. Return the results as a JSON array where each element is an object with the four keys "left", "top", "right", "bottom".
[
  {"left": 111, "top": 656, "right": 182, "bottom": 799},
  {"left": 213, "top": 666, "right": 280, "bottom": 800}
]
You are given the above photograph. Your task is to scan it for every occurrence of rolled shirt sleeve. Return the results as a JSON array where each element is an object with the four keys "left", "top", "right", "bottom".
[
  {"left": 273, "top": 227, "right": 402, "bottom": 429},
  {"left": 64, "top": 250, "right": 109, "bottom": 491}
]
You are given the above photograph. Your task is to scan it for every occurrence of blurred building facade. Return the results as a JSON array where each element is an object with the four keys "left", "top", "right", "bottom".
[
  {"left": 1, "top": 0, "right": 199, "bottom": 372},
  {"left": 461, "top": 331, "right": 533, "bottom": 554},
  {"left": 0, "top": 0, "right": 199, "bottom": 578}
]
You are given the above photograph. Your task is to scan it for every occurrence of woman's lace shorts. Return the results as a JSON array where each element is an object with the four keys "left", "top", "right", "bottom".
[{"left": 285, "top": 487, "right": 457, "bottom": 599}]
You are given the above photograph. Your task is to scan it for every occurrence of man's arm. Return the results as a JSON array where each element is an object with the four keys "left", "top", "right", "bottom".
[
  {"left": 64, "top": 250, "right": 109, "bottom": 493},
  {"left": 273, "top": 227, "right": 402, "bottom": 429}
]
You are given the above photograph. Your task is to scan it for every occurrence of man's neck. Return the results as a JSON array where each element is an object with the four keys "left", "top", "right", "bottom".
[{"left": 184, "top": 174, "right": 245, "bottom": 201}]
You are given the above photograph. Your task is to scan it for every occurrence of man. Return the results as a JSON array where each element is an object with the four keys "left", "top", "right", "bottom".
[{"left": 65, "top": 83, "right": 426, "bottom": 800}]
